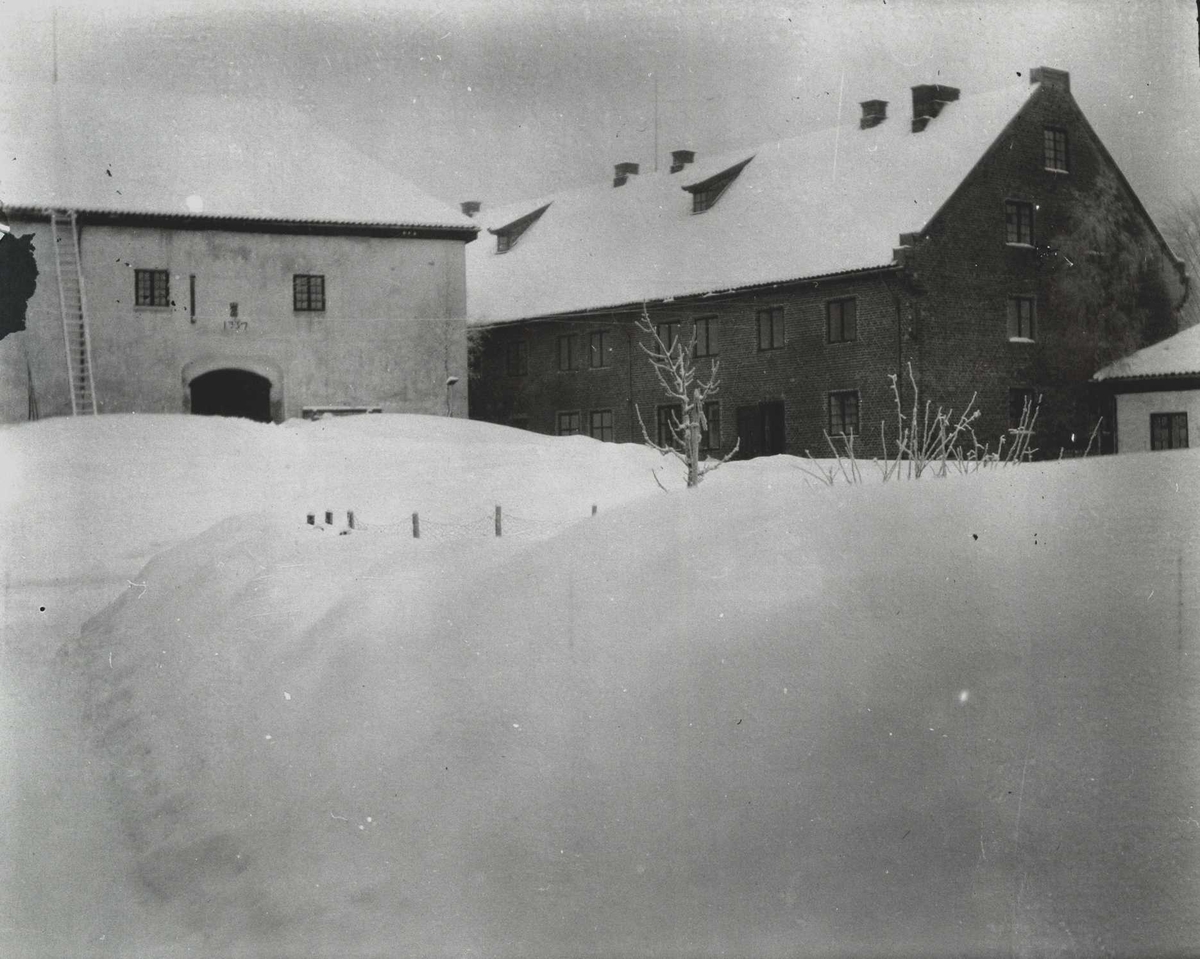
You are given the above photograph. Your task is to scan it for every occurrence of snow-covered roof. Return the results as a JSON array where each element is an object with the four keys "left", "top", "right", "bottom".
[
  {"left": 468, "top": 79, "right": 1040, "bottom": 324},
  {"left": 1093, "top": 323, "right": 1200, "bottom": 382},
  {"left": 0, "top": 83, "right": 476, "bottom": 233}
]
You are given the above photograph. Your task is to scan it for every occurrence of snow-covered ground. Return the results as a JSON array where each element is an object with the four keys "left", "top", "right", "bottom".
[{"left": 2, "top": 414, "right": 1198, "bottom": 958}]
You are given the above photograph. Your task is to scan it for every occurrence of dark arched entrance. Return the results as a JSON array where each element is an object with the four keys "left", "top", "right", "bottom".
[{"left": 189, "top": 368, "right": 273, "bottom": 422}]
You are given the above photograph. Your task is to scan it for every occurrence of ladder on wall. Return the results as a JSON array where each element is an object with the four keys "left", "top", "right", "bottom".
[{"left": 50, "top": 211, "right": 97, "bottom": 415}]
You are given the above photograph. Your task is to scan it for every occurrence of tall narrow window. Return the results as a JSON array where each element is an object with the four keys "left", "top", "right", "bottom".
[
  {"left": 135, "top": 269, "right": 170, "bottom": 307},
  {"left": 693, "top": 316, "right": 718, "bottom": 358},
  {"left": 657, "top": 404, "right": 682, "bottom": 448},
  {"left": 1008, "top": 389, "right": 1039, "bottom": 430},
  {"left": 826, "top": 298, "right": 857, "bottom": 343},
  {"left": 1007, "top": 296, "right": 1036, "bottom": 340},
  {"left": 655, "top": 321, "right": 680, "bottom": 352},
  {"left": 557, "top": 333, "right": 582, "bottom": 372},
  {"left": 756, "top": 306, "right": 785, "bottom": 351},
  {"left": 702, "top": 401, "right": 721, "bottom": 451},
  {"left": 1150, "top": 412, "right": 1188, "bottom": 451},
  {"left": 293, "top": 274, "right": 326, "bottom": 312},
  {"left": 1043, "top": 127, "right": 1069, "bottom": 172},
  {"left": 505, "top": 340, "right": 528, "bottom": 377},
  {"left": 1005, "top": 201, "right": 1034, "bottom": 245},
  {"left": 828, "top": 390, "right": 859, "bottom": 437},
  {"left": 589, "top": 409, "right": 614, "bottom": 442},
  {"left": 589, "top": 330, "right": 610, "bottom": 368}
]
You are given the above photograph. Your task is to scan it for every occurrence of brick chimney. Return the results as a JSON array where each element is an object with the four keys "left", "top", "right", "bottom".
[
  {"left": 669, "top": 149, "right": 695, "bottom": 173},
  {"left": 613, "top": 162, "right": 639, "bottom": 188},
  {"left": 911, "top": 83, "right": 960, "bottom": 132},
  {"left": 1030, "top": 66, "right": 1069, "bottom": 92},
  {"left": 460, "top": 201, "right": 481, "bottom": 218},
  {"left": 859, "top": 100, "right": 888, "bottom": 129}
]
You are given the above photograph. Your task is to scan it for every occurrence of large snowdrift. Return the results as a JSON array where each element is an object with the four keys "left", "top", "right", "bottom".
[{"left": 3, "top": 415, "right": 1199, "bottom": 957}]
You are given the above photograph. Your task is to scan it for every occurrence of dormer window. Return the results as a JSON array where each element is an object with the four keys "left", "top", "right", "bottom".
[
  {"left": 489, "top": 203, "right": 551, "bottom": 254},
  {"left": 683, "top": 157, "right": 753, "bottom": 214}
]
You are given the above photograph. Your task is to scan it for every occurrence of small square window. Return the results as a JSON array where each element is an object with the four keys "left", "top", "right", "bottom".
[
  {"left": 1151, "top": 412, "right": 1188, "bottom": 451},
  {"left": 1005, "top": 202, "right": 1034, "bottom": 245},
  {"left": 557, "top": 411, "right": 581, "bottom": 436},
  {"left": 589, "top": 330, "right": 610, "bottom": 368},
  {"left": 294, "top": 274, "right": 326, "bottom": 312},
  {"left": 694, "top": 316, "right": 718, "bottom": 358},
  {"left": 589, "top": 409, "right": 614, "bottom": 442},
  {"left": 1044, "top": 127, "right": 1069, "bottom": 172},
  {"left": 828, "top": 390, "right": 859, "bottom": 437},
  {"left": 134, "top": 269, "right": 170, "bottom": 307},
  {"left": 1007, "top": 296, "right": 1036, "bottom": 340},
  {"left": 827, "top": 298, "right": 857, "bottom": 344},
  {"left": 505, "top": 340, "right": 528, "bottom": 377},
  {"left": 756, "top": 306, "right": 785, "bottom": 351}
]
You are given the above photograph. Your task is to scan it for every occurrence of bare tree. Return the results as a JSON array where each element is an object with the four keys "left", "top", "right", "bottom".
[{"left": 633, "top": 306, "right": 738, "bottom": 487}]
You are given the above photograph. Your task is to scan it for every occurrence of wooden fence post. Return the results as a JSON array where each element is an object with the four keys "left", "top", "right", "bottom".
[
  {"left": 412, "top": 512, "right": 420, "bottom": 539},
  {"left": 495, "top": 505, "right": 502, "bottom": 537}
]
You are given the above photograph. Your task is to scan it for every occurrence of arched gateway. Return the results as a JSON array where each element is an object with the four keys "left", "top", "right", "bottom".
[{"left": 183, "top": 358, "right": 283, "bottom": 423}]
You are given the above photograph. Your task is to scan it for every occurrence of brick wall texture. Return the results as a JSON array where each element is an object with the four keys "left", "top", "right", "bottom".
[{"left": 469, "top": 80, "right": 1184, "bottom": 460}]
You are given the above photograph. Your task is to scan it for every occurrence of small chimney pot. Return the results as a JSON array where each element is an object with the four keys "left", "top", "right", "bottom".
[
  {"left": 1030, "top": 66, "right": 1070, "bottom": 92},
  {"left": 859, "top": 100, "right": 888, "bottom": 129},
  {"left": 911, "top": 83, "right": 960, "bottom": 132},
  {"left": 669, "top": 149, "right": 696, "bottom": 173},
  {"left": 613, "top": 161, "right": 640, "bottom": 187}
]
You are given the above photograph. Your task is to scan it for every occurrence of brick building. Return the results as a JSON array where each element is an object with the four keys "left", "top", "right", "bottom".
[{"left": 466, "top": 68, "right": 1186, "bottom": 458}]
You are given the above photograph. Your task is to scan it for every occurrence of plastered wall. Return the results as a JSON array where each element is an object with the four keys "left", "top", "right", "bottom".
[{"left": 0, "top": 219, "right": 469, "bottom": 422}]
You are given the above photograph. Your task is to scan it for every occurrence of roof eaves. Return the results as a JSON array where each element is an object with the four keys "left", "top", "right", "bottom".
[
  {"left": 470, "top": 262, "right": 900, "bottom": 328},
  {"left": 5, "top": 204, "right": 480, "bottom": 238},
  {"left": 1092, "top": 369, "right": 1200, "bottom": 382}
]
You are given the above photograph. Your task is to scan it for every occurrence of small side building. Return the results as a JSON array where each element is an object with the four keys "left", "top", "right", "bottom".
[
  {"left": 1093, "top": 324, "right": 1200, "bottom": 452},
  {"left": 0, "top": 84, "right": 477, "bottom": 423}
]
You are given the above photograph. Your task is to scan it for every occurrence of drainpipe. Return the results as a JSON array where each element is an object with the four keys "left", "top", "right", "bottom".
[
  {"left": 895, "top": 291, "right": 904, "bottom": 413},
  {"left": 626, "top": 313, "right": 634, "bottom": 441}
]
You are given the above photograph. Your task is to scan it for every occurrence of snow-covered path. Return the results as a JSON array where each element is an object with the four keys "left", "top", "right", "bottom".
[
  {"left": 0, "top": 415, "right": 673, "bottom": 957},
  {"left": 3, "top": 415, "right": 1199, "bottom": 957}
]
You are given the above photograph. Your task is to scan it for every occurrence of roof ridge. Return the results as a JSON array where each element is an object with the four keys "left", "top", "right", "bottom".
[{"left": 477, "top": 79, "right": 1035, "bottom": 219}]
